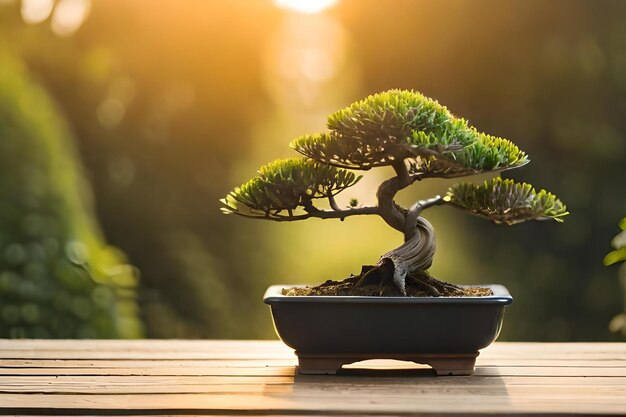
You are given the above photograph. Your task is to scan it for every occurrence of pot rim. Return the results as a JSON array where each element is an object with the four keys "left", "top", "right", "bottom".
[{"left": 264, "top": 284, "right": 513, "bottom": 305}]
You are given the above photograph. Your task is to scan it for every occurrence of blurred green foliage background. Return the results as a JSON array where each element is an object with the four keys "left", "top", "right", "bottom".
[
  {"left": 0, "top": 0, "right": 624, "bottom": 340},
  {"left": 0, "top": 52, "right": 142, "bottom": 338}
]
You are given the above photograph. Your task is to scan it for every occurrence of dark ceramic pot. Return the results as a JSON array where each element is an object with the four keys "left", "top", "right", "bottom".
[{"left": 263, "top": 284, "right": 513, "bottom": 375}]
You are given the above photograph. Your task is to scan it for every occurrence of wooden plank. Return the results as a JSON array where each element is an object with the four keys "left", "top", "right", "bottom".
[
  {"left": 1, "top": 355, "right": 626, "bottom": 375},
  {"left": 0, "top": 392, "right": 624, "bottom": 415},
  {"left": 473, "top": 366, "right": 626, "bottom": 377},
  {"left": 0, "top": 339, "right": 292, "bottom": 353},
  {"left": 1, "top": 340, "right": 622, "bottom": 350},
  {"left": 0, "top": 349, "right": 291, "bottom": 360},
  {"left": 2, "top": 357, "right": 626, "bottom": 369},
  {"left": 0, "top": 375, "right": 625, "bottom": 394},
  {"left": 1, "top": 351, "right": 624, "bottom": 361},
  {"left": 2, "top": 357, "right": 622, "bottom": 368},
  {"left": 2, "top": 350, "right": 625, "bottom": 361},
  {"left": 0, "top": 340, "right": 293, "bottom": 360},
  {"left": 0, "top": 366, "right": 296, "bottom": 377},
  {"left": 0, "top": 339, "right": 623, "bottom": 355},
  {"left": 0, "top": 383, "right": 624, "bottom": 397},
  {"left": 0, "top": 339, "right": 285, "bottom": 349},
  {"left": 0, "top": 365, "right": 624, "bottom": 377}
]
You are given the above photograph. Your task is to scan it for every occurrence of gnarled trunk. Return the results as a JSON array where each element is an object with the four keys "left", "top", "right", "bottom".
[
  {"left": 381, "top": 216, "right": 436, "bottom": 294},
  {"left": 358, "top": 163, "right": 461, "bottom": 296},
  {"left": 356, "top": 214, "right": 462, "bottom": 296}
]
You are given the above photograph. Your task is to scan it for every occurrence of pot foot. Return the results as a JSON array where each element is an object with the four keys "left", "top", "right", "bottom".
[{"left": 296, "top": 352, "right": 479, "bottom": 376}]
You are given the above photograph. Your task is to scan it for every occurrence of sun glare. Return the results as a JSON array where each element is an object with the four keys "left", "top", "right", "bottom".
[
  {"left": 21, "top": 0, "right": 53, "bottom": 24},
  {"left": 51, "top": 0, "right": 91, "bottom": 37},
  {"left": 274, "top": 0, "right": 338, "bottom": 14}
]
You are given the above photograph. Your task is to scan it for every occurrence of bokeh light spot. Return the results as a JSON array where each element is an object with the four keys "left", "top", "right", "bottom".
[
  {"left": 97, "top": 98, "right": 125, "bottom": 128},
  {"left": 265, "top": 14, "right": 347, "bottom": 106},
  {"left": 274, "top": 0, "right": 338, "bottom": 14},
  {"left": 51, "top": 0, "right": 91, "bottom": 37},
  {"left": 20, "top": 0, "right": 53, "bottom": 24},
  {"left": 108, "top": 155, "right": 135, "bottom": 187}
]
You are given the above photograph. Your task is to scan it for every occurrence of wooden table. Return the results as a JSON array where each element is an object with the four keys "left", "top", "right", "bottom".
[{"left": 0, "top": 340, "right": 624, "bottom": 415}]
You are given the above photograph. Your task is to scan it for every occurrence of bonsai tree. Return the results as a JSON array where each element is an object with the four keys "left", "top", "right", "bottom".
[{"left": 221, "top": 90, "right": 568, "bottom": 296}]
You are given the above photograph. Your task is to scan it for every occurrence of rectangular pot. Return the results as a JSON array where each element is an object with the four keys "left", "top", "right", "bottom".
[{"left": 264, "top": 284, "right": 512, "bottom": 360}]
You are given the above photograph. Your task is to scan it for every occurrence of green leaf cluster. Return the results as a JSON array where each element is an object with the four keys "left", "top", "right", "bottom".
[
  {"left": 410, "top": 133, "right": 529, "bottom": 178},
  {"left": 604, "top": 217, "right": 626, "bottom": 266},
  {"left": 603, "top": 218, "right": 626, "bottom": 335},
  {"left": 446, "top": 177, "right": 568, "bottom": 225},
  {"left": 221, "top": 158, "right": 361, "bottom": 216},
  {"left": 292, "top": 90, "right": 477, "bottom": 169},
  {"left": 291, "top": 89, "right": 526, "bottom": 175}
]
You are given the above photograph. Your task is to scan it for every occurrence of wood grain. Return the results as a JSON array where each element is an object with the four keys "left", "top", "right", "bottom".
[{"left": 0, "top": 340, "right": 624, "bottom": 415}]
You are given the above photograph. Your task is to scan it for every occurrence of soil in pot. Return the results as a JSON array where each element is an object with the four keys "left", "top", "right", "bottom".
[{"left": 282, "top": 264, "right": 493, "bottom": 297}]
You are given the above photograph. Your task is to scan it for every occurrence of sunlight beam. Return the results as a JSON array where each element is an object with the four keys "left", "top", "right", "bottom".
[{"left": 274, "top": 0, "right": 338, "bottom": 14}]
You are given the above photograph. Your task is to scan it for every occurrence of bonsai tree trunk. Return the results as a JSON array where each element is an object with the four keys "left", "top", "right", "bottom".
[
  {"left": 355, "top": 163, "right": 462, "bottom": 296},
  {"left": 357, "top": 210, "right": 462, "bottom": 296}
]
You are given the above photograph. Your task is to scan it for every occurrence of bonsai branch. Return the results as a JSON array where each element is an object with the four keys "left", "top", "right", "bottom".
[
  {"left": 304, "top": 203, "right": 379, "bottom": 220},
  {"left": 405, "top": 196, "right": 444, "bottom": 239},
  {"left": 327, "top": 192, "right": 341, "bottom": 212},
  {"left": 229, "top": 203, "right": 379, "bottom": 222}
]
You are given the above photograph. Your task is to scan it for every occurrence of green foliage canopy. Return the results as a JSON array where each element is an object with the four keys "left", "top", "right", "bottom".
[
  {"left": 409, "top": 133, "right": 529, "bottom": 178},
  {"left": 292, "top": 90, "right": 528, "bottom": 175},
  {"left": 221, "top": 158, "right": 361, "bottom": 216},
  {"left": 224, "top": 90, "right": 566, "bottom": 230},
  {"left": 446, "top": 178, "right": 569, "bottom": 225}
]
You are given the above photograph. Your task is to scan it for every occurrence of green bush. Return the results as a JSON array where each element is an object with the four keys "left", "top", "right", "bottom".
[
  {"left": 0, "top": 53, "right": 142, "bottom": 338},
  {"left": 605, "top": 218, "right": 626, "bottom": 336}
]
